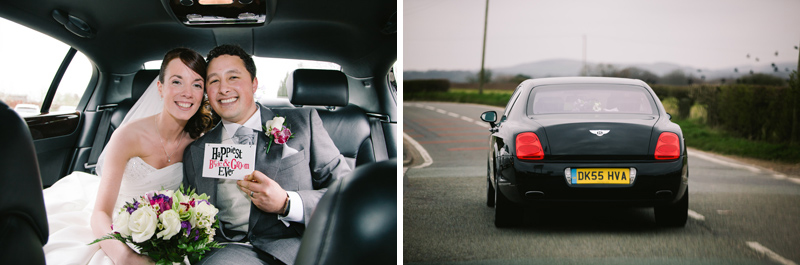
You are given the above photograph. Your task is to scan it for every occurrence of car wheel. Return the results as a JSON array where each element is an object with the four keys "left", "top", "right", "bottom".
[
  {"left": 487, "top": 177, "right": 495, "bottom": 207},
  {"left": 654, "top": 187, "right": 688, "bottom": 227},
  {"left": 494, "top": 180, "right": 521, "bottom": 228}
]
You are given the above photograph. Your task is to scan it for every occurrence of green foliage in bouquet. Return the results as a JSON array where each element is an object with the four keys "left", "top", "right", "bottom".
[{"left": 90, "top": 185, "right": 224, "bottom": 264}]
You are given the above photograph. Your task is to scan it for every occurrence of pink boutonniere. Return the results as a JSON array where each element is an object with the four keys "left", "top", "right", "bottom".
[{"left": 263, "top": 116, "right": 293, "bottom": 154}]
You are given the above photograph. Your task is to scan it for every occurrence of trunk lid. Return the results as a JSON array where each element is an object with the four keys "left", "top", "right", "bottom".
[{"left": 537, "top": 115, "right": 657, "bottom": 156}]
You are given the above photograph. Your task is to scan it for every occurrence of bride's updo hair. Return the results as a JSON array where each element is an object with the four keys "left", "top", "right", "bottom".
[{"left": 159, "top": 48, "right": 216, "bottom": 139}]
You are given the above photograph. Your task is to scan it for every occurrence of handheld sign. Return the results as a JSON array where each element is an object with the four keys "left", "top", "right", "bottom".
[{"left": 202, "top": 143, "right": 256, "bottom": 180}]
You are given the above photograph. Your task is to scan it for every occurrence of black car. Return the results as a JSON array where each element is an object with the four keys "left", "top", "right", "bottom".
[
  {"left": 480, "top": 77, "right": 688, "bottom": 228},
  {"left": 0, "top": 0, "right": 396, "bottom": 263}
]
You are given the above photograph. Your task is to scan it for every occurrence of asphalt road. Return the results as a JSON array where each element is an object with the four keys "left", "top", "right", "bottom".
[{"left": 403, "top": 102, "right": 800, "bottom": 265}]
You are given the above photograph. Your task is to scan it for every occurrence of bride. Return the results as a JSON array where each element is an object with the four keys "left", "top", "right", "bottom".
[{"left": 43, "top": 48, "right": 215, "bottom": 265}]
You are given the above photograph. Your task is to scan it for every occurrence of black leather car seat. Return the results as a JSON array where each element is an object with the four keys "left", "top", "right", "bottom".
[
  {"left": 0, "top": 101, "right": 48, "bottom": 265},
  {"left": 110, "top": 70, "right": 159, "bottom": 136},
  {"left": 287, "top": 69, "right": 383, "bottom": 169},
  {"left": 295, "top": 159, "right": 397, "bottom": 265},
  {"left": 86, "top": 69, "right": 158, "bottom": 171}
]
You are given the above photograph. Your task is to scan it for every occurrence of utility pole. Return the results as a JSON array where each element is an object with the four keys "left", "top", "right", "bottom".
[
  {"left": 478, "top": 0, "right": 489, "bottom": 95},
  {"left": 794, "top": 42, "right": 799, "bottom": 144}
]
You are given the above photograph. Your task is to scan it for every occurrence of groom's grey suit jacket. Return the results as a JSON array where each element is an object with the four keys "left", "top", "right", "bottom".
[{"left": 182, "top": 103, "right": 351, "bottom": 264}]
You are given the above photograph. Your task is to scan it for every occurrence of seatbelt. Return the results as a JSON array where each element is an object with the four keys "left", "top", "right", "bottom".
[
  {"left": 368, "top": 114, "right": 389, "bottom": 161},
  {"left": 86, "top": 105, "right": 116, "bottom": 169}
]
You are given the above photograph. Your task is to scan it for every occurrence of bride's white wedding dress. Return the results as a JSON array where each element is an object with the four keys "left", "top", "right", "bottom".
[
  {"left": 42, "top": 77, "right": 181, "bottom": 265},
  {"left": 43, "top": 157, "right": 182, "bottom": 265}
]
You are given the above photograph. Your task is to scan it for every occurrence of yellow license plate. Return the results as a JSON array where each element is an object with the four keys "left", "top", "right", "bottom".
[{"left": 572, "top": 168, "right": 631, "bottom": 184}]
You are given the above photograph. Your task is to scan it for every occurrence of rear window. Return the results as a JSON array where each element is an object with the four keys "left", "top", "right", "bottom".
[
  {"left": 144, "top": 57, "right": 340, "bottom": 100},
  {"left": 527, "top": 84, "right": 657, "bottom": 115}
]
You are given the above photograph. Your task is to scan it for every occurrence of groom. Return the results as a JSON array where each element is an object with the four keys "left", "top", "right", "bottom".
[{"left": 182, "top": 44, "right": 351, "bottom": 265}]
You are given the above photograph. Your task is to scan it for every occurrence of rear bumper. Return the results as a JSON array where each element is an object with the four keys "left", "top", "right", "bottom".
[{"left": 497, "top": 155, "right": 688, "bottom": 206}]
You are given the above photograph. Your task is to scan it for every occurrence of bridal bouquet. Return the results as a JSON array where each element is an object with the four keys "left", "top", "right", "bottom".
[{"left": 90, "top": 185, "right": 223, "bottom": 264}]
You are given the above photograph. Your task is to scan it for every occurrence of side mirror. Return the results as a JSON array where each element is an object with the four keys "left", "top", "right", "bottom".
[
  {"left": 480, "top": 111, "right": 497, "bottom": 127},
  {"left": 666, "top": 113, "right": 672, "bottom": 120}
]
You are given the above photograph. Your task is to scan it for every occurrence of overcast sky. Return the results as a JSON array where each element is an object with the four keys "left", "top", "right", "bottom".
[{"left": 403, "top": 0, "right": 800, "bottom": 71}]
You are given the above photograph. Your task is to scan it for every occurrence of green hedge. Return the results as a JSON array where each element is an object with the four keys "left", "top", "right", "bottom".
[
  {"left": 404, "top": 79, "right": 450, "bottom": 93},
  {"left": 404, "top": 90, "right": 511, "bottom": 107},
  {"left": 652, "top": 72, "right": 799, "bottom": 144}
]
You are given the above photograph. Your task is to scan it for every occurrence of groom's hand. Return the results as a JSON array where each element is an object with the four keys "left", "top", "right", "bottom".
[{"left": 238, "top": 170, "right": 288, "bottom": 214}]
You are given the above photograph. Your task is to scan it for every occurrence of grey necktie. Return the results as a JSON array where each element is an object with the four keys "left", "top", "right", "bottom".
[{"left": 233, "top": 125, "right": 256, "bottom": 145}]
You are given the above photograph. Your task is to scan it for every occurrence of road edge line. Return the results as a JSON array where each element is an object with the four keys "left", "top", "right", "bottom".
[
  {"left": 746, "top": 241, "right": 798, "bottom": 265},
  {"left": 689, "top": 148, "right": 761, "bottom": 173},
  {"left": 404, "top": 132, "right": 433, "bottom": 169}
]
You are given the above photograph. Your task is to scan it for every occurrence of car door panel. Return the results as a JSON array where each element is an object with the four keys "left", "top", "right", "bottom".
[{"left": 28, "top": 112, "right": 82, "bottom": 187}]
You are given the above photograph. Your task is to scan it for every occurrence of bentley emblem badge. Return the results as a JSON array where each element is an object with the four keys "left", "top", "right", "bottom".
[{"left": 589, "top": 130, "right": 610, "bottom": 137}]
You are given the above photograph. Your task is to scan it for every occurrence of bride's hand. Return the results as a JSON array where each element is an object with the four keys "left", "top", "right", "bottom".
[{"left": 122, "top": 252, "right": 155, "bottom": 265}]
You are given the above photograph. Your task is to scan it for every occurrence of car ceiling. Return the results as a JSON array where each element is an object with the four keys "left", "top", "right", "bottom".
[{"left": 0, "top": 0, "right": 397, "bottom": 78}]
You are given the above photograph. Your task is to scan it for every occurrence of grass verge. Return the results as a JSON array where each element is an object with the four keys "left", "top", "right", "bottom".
[
  {"left": 405, "top": 90, "right": 512, "bottom": 107},
  {"left": 674, "top": 119, "right": 799, "bottom": 163}
]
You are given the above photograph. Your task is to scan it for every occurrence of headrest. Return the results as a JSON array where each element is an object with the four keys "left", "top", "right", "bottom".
[
  {"left": 287, "top": 69, "right": 348, "bottom": 107},
  {"left": 0, "top": 100, "right": 48, "bottom": 245},
  {"left": 132, "top": 70, "right": 159, "bottom": 102},
  {"left": 295, "top": 159, "right": 397, "bottom": 265}
]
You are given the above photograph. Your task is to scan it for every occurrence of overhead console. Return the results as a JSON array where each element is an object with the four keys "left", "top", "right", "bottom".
[{"left": 162, "top": 0, "right": 277, "bottom": 27}]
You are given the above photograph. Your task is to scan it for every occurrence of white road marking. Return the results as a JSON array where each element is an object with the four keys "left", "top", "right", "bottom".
[
  {"left": 425, "top": 106, "right": 435, "bottom": 110},
  {"left": 403, "top": 132, "right": 433, "bottom": 169},
  {"left": 773, "top": 174, "right": 787, "bottom": 180},
  {"left": 687, "top": 209, "right": 705, "bottom": 221},
  {"left": 461, "top": 116, "right": 474, "bottom": 122},
  {"left": 690, "top": 149, "right": 761, "bottom": 173},
  {"left": 475, "top": 121, "right": 490, "bottom": 128},
  {"left": 436, "top": 109, "right": 447, "bottom": 114},
  {"left": 746, "top": 241, "right": 798, "bottom": 265},
  {"left": 788, "top": 178, "right": 800, "bottom": 185},
  {"left": 447, "top": 112, "right": 459, "bottom": 118}
]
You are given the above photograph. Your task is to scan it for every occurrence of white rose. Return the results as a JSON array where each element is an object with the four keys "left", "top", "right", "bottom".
[
  {"left": 129, "top": 206, "right": 158, "bottom": 243},
  {"left": 267, "top": 117, "right": 285, "bottom": 132},
  {"left": 156, "top": 210, "right": 181, "bottom": 240},
  {"left": 112, "top": 211, "right": 131, "bottom": 237}
]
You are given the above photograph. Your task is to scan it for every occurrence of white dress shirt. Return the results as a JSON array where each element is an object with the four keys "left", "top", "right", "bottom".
[{"left": 218, "top": 105, "right": 305, "bottom": 230}]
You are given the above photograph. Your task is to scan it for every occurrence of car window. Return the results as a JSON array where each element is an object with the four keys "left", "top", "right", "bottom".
[
  {"left": 52, "top": 52, "right": 92, "bottom": 113},
  {"left": 144, "top": 57, "right": 339, "bottom": 100},
  {"left": 0, "top": 17, "right": 92, "bottom": 115},
  {"left": 502, "top": 84, "right": 524, "bottom": 120},
  {"left": 527, "top": 84, "right": 657, "bottom": 115}
]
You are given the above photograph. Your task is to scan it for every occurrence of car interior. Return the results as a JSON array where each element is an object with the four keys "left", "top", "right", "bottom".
[{"left": 0, "top": 0, "right": 397, "bottom": 264}]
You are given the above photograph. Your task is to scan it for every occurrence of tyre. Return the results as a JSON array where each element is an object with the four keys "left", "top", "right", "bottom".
[
  {"left": 494, "top": 182, "right": 521, "bottom": 227},
  {"left": 487, "top": 158, "right": 495, "bottom": 207},
  {"left": 655, "top": 187, "right": 688, "bottom": 227},
  {"left": 487, "top": 178, "right": 495, "bottom": 207}
]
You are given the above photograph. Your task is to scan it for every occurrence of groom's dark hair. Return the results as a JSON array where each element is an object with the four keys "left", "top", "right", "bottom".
[{"left": 206, "top": 44, "right": 257, "bottom": 81}]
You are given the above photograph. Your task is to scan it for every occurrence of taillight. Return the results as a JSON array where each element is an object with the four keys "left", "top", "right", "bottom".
[
  {"left": 654, "top": 132, "right": 680, "bottom": 160},
  {"left": 516, "top": 132, "right": 544, "bottom": 160}
]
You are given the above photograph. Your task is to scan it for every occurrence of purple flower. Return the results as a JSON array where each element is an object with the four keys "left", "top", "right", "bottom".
[
  {"left": 149, "top": 193, "right": 172, "bottom": 213},
  {"left": 126, "top": 201, "right": 140, "bottom": 214},
  {"left": 181, "top": 221, "right": 192, "bottom": 236}
]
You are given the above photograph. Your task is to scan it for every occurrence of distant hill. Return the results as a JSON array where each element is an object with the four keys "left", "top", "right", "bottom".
[
  {"left": 405, "top": 59, "right": 797, "bottom": 83},
  {"left": 403, "top": 70, "right": 475, "bottom": 83}
]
